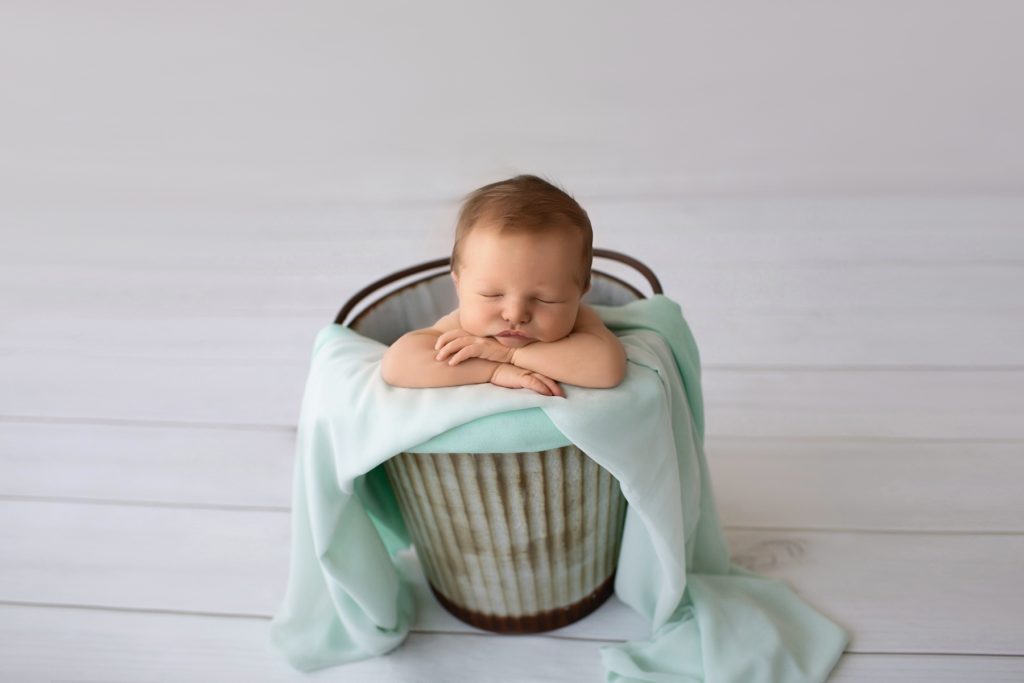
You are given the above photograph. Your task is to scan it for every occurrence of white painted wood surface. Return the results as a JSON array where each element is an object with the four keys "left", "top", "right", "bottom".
[
  {"left": 1, "top": 196, "right": 1023, "bottom": 681},
  {"left": 5, "top": 606, "right": 1024, "bottom": 683},
  {"left": 5, "top": 498, "right": 1024, "bottom": 654},
  {"left": 4, "top": 1, "right": 1023, "bottom": 677}
]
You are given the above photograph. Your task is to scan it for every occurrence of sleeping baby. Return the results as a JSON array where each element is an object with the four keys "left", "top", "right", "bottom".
[{"left": 381, "top": 174, "right": 626, "bottom": 397}]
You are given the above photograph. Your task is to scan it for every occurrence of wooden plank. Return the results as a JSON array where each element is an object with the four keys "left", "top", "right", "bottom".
[
  {"left": 2, "top": 500, "right": 1022, "bottom": 655},
  {"left": 0, "top": 353, "right": 305, "bottom": 427},
  {"left": 692, "top": 308, "right": 1024, "bottom": 368},
  {"left": 828, "top": 653, "right": 1024, "bottom": 682},
  {"left": 4, "top": 198, "right": 1023, "bottom": 270},
  {"left": 4, "top": 197, "right": 1023, "bottom": 370},
  {"left": 0, "top": 604, "right": 612, "bottom": 683},
  {"left": 7, "top": 262, "right": 1022, "bottom": 320},
  {"left": 5, "top": 262, "right": 1023, "bottom": 368},
  {"left": 0, "top": 206, "right": 457, "bottom": 272},
  {"left": 702, "top": 368, "right": 1024, "bottom": 440},
  {"left": 589, "top": 196, "right": 1024, "bottom": 266},
  {"left": 0, "top": 422, "right": 295, "bottom": 509},
  {"left": 4, "top": 605, "right": 1024, "bottom": 683},
  {"left": 706, "top": 437, "right": 1024, "bottom": 533},
  {"left": 6, "top": 298, "right": 1024, "bottom": 368},
  {"left": 0, "top": 500, "right": 291, "bottom": 616},
  {"left": 726, "top": 529, "right": 1024, "bottom": 656},
  {"left": 0, "top": 499, "right": 650, "bottom": 642},
  {"left": 2, "top": 354, "right": 1021, "bottom": 440},
  {"left": 4, "top": 423, "right": 1022, "bottom": 534}
]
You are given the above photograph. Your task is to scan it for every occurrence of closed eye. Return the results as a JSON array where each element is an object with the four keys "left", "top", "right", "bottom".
[
  {"left": 481, "top": 293, "right": 502, "bottom": 298},
  {"left": 537, "top": 299, "right": 564, "bottom": 304}
]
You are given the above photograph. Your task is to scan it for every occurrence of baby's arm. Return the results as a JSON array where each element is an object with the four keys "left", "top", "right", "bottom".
[
  {"left": 508, "top": 304, "right": 626, "bottom": 388},
  {"left": 380, "top": 311, "right": 564, "bottom": 396},
  {"left": 381, "top": 311, "right": 496, "bottom": 388},
  {"left": 436, "top": 304, "right": 626, "bottom": 389}
]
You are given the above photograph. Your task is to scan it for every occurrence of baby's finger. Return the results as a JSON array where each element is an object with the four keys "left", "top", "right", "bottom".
[
  {"left": 536, "top": 374, "right": 565, "bottom": 398},
  {"left": 434, "top": 330, "right": 459, "bottom": 351},
  {"left": 436, "top": 337, "right": 472, "bottom": 361},
  {"left": 523, "top": 374, "right": 554, "bottom": 396},
  {"left": 448, "top": 344, "right": 481, "bottom": 366}
]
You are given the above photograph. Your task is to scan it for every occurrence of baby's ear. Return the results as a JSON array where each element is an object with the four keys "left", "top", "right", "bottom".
[{"left": 451, "top": 270, "right": 459, "bottom": 286}]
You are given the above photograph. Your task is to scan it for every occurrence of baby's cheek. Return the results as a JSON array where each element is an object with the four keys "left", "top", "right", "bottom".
[
  {"left": 555, "top": 310, "right": 579, "bottom": 339},
  {"left": 538, "top": 311, "right": 574, "bottom": 341},
  {"left": 460, "top": 309, "right": 491, "bottom": 337}
]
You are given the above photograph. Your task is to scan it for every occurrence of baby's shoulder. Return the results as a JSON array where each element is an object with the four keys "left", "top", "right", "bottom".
[
  {"left": 432, "top": 309, "right": 461, "bottom": 332},
  {"left": 572, "top": 303, "right": 604, "bottom": 330},
  {"left": 573, "top": 304, "right": 619, "bottom": 338}
]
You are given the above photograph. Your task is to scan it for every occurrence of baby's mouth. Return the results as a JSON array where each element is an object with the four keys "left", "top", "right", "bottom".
[{"left": 494, "top": 330, "right": 534, "bottom": 347}]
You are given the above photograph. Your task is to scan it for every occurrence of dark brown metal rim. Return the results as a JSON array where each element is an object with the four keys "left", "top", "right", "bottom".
[
  {"left": 427, "top": 572, "right": 617, "bottom": 634},
  {"left": 334, "top": 249, "right": 663, "bottom": 327},
  {"left": 334, "top": 257, "right": 450, "bottom": 326},
  {"left": 346, "top": 268, "right": 644, "bottom": 331}
]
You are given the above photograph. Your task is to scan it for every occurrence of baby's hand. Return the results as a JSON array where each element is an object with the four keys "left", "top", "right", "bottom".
[
  {"left": 489, "top": 363, "right": 565, "bottom": 398},
  {"left": 435, "top": 328, "right": 516, "bottom": 366}
]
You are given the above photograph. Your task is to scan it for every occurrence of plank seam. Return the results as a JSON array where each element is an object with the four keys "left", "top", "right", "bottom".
[
  {"left": 0, "top": 600, "right": 624, "bottom": 643},
  {"left": 6, "top": 416, "right": 1024, "bottom": 445},
  {"left": 0, "top": 415, "right": 296, "bottom": 432},
  {"left": 3, "top": 497, "right": 1024, "bottom": 537},
  {"left": 0, "top": 494, "right": 289, "bottom": 513},
  {"left": 3, "top": 601, "right": 1024, "bottom": 657}
]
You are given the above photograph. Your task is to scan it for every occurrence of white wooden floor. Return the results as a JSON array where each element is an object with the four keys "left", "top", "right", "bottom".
[{"left": 2, "top": 196, "right": 1023, "bottom": 682}]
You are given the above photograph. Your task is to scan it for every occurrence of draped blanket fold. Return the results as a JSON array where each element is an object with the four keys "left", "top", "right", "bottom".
[{"left": 269, "top": 295, "right": 849, "bottom": 682}]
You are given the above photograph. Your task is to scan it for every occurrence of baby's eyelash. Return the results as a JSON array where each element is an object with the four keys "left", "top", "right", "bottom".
[{"left": 479, "top": 293, "right": 563, "bottom": 303}]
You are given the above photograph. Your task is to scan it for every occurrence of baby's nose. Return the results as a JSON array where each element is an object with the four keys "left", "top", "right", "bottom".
[{"left": 503, "top": 300, "right": 531, "bottom": 324}]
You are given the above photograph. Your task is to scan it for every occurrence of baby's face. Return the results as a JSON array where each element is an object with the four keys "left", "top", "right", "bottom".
[{"left": 452, "top": 223, "right": 587, "bottom": 349}]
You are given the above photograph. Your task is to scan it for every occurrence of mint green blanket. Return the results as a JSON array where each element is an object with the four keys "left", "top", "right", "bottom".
[{"left": 269, "top": 295, "right": 849, "bottom": 681}]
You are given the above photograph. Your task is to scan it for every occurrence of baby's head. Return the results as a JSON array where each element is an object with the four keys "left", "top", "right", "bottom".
[{"left": 450, "top": 174, "right": 593, "bottom": 349}]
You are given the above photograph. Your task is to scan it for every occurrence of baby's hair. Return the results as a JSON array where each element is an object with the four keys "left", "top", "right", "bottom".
[{"left": 452, "top": 174, "right": 594, "bottom": 290}]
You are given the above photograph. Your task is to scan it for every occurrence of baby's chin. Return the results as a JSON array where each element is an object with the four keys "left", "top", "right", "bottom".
[{"left": 493, "top": 335, "right": 537, "bottom": 348}]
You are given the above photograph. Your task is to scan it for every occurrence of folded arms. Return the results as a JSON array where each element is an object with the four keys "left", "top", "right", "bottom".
[{"left": 380, "top": 305, "right": 626, "bottom": 396}]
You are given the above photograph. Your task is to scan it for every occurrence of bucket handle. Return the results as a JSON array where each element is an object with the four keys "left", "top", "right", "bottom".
[{"left": 334, "top": 248, "right": 662, "bottom": 326}]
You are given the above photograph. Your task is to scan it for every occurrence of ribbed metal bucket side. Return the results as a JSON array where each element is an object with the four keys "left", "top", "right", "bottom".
[{"left": 384, "top": 446, "right": 627, "bottom": 632}]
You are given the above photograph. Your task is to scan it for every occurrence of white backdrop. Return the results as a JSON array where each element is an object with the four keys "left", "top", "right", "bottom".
[
  {"left": 2, "top": 1, "right": 1023, "bottom": 376},
  {"left": 2, "top": 0, "right": 1022, "bottom": 210}
]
